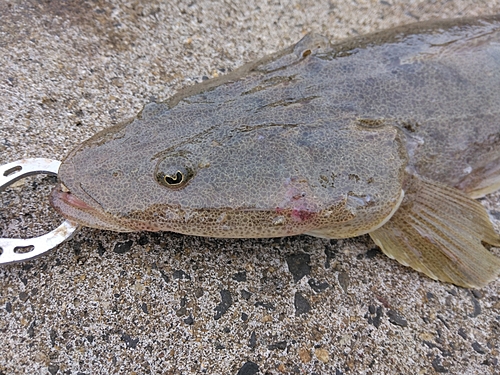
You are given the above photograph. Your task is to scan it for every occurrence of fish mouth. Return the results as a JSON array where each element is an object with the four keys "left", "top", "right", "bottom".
[
  {"left": 54, "top": 183, "right": 94, "bottom": 210},
  {"left": 49, "top": 182, "right": 141, "bottom": 232}
]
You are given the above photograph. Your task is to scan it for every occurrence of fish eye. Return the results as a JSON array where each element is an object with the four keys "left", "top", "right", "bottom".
[
  {"left": 164, "top": 171, "right": 184, "bottom": 185},
  {"left": 155, "top": 156, "right": 194, "bottom": 189},
  {"left": 156, "top": 167, "right": 193, "bottom": 189}
]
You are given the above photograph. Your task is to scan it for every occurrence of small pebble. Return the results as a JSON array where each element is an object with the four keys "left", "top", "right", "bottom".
[
  {"left": 294, "top": 292, "right": 311, "bottom": 316},
  {"left": 315, "top": 348, "right": 330, "bottom": 363},
  {"left": 268, "top": 341, "right": 287, "bottom": 350},
  {"left": 113, "top": 240, "right": 133, "bottom": 254},
  {"left": 472, "top": 341, "right": 486, "bottom": 354},
  {"left": 237, "top": 361, "right": 260, "bottom": 375},
  {"left": 248, "top": 331, "right": 257, "bottom": 348},
  {"left": 232, "top": 271, "right": 247, "bottom": 282},
  {"left": 387, "top": 310, "right": 408, "bottom": 327},
  {"left": 286, "top": 253, "right": 311, "bottom": 282},
  {"left": 299, "top": 348, "right": 312, "bottom": 363},
  {"left": 214, "top": 289, "right": 232, "bottom": 320}
]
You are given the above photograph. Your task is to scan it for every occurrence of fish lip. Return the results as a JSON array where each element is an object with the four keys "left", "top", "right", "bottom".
[
  {"left": 49, "top": 183, "right": 159, "bottom": 232},
  {"left": 53, "top": 183, "right": 94, "bottom": 210},
  {"left": 49, "top": 182, "right": 98, "bottom": 217}
]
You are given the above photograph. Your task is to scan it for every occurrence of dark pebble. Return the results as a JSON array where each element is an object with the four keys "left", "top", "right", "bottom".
[
  {"left": 237, "top": 361, "right": 260, "bottom": 375},
  {"left": 121, "top": 333, "right": 139, "bottom": 348},
  {"left": 368, "top": 305, "right": 376, "bottom": 314},
  {"left": 232, "top": 271, "right": 247, "bottom": 282},
  {"left": 215, "top": 343, "right": 225, "bottom": 350},
  {"left": 241, "top": 312, "right": 248, "bottom": 321},
  {"left": 431, "top": 357, "right": 448, "bottom": 373},
  {"left": 113, "top": 240, "right": 133, "bottom": 254},
  {"left": 86, "top": 335, "right": 94, "bottom": 343},
  {"left": 387, "top": 310, "right": 408, "bottom": 327},
  {"left": 214, "top": 289, "right": 232, "bottom": 320},
  {"left": 28, "top": 321, "right": 35, "bottom": 337},
  {"left": 457, "top": 328, "right": 467, "bottom": 340},
  {"left": 324, "top": 242, "right": 338, "bottom": 268},
  {"left": 50, "top": 328, "right": 57, "bottom": 346},
  {"left": 72, "top": 241, "right": 82, "bottom": 256},
  {"left": 364, "top": 248, "right": 381, "bottom": 259},
  {"left": 21, "top": 265, "right": 32, "bottom": 273},
  {"left": 248, "top": 331, "right": 257, "bottom": 348},
  {"left": 422, "top": 341, "right": 450, "bottom": 356},
  {"left": 437, "top": 315, "right": 450, "bottom": 330},
  {"left": 286, "top": 253, "right": 311, "bottom": 282},
  {"left": 19, "top": 291, "right": 29, "bottom": 302},
  {"left": 446, "top": 288, "right": 458, "bottom": 297},
  {"left": 184, "top": 314, "right": 194, "bottom": 325},
  {"left": 470, "top": 297, "right": 481, "bottom": 317},
  {"left": 368, "top": 306, "right": 383, "bottom": 328},
  {"left": 48, "top": 364, "right": 59, "bottom": 375},
  {"left": 137, "top": 235, "right": 149, "bottom": 245},
  {"left": 308, "top": 278, "right": 329, "bottom": 293},
  {"left": 471, "top": 290, "right": 482, "bottom": 299},
  {"left": 97, "top": 242, "right": 106, "bottom": 256},
  {"left": 141, "top": 303, "right": 148, "bottom": 314},
  {"left": 254, "top": 301, "right": 274, "bottom": 310},
  {"left": 241, "top": 289, "right": 252, "bottom": 300},
  {"left": 294, "top": 292, "right": 311, "bottom": 316},
  {"left": 176, "top": 307, "right": 187, "bottom": 317},
  {"left": 5, "top": 301, "right": 12, "bottom": 313},
  {"left": 173, "top": 270, "right": 191, "bottom": 280},
  {"left": 472, "top": 341, "right": 486, "bottom": 354},
  {"left": 482, "top": 357, "right": 498, "bottom": 366},
  {"left": 423, "top": 340, "right": 437, "bottom": 349},
  {"left": 268, "top": 341, "right": 287, "bottom": 350},
  {"left": 337, "top": 272, "right": 350, "bottom": 293},
  {"left": 160, "top": 270, "right": 169, "bottom": 283}
]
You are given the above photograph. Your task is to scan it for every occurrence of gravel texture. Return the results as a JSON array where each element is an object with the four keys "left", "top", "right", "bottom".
[{"left": 1, "top": 1, "right": 500, "bottom": 374}]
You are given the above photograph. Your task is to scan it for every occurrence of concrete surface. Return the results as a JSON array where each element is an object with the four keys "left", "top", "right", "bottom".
[{"left": 1, "top": 0, "right": 500, "bottom": 374}]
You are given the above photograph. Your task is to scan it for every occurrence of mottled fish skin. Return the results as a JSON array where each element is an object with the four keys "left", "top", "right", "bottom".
[{"left": 51, "top": 15, "right": 500, "bottom": 287}]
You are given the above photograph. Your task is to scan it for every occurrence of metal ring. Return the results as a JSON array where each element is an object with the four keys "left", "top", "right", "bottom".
[{"left": 0, "top": 158, "right": 79, "bottom": 265}]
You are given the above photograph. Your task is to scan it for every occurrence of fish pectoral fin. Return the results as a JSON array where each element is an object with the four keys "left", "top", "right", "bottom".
[{"left": 369, "top": 176, "right": 500, "bottom": 289}]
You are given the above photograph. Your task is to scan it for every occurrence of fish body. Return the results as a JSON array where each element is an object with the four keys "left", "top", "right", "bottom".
[{"left": 51, "top": 15, "right": 500, "bottom": 288}]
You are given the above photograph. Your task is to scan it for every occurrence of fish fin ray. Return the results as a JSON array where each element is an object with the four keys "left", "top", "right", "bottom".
[
  {"left": 369, "top": 176, "right": 500, "bottom": 288},
  {"left": 459, "top": 156, "right": 500, "bottom": 198}
]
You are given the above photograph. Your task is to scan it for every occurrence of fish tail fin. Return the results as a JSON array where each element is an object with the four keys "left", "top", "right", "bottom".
[{"left": 369, "top": 176, "right": 500, "bottom": 288}]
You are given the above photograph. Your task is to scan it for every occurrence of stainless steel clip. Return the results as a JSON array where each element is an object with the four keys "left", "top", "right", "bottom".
[{"left": 0, "top": 158, "right": 79, "bottom": 264}]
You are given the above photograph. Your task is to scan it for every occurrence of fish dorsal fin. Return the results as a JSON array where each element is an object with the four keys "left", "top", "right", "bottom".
[{"left": 369, "top": 175, "right": 500, "bottom": 288}]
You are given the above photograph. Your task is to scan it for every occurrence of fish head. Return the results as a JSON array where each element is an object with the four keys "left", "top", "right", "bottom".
[{"left": 51, "top": 97, "right": 408, "bottom": 239}]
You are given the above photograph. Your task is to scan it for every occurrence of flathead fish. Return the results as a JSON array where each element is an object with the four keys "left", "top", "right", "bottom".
[{"left": 51, "top": 15, "right": 500, "bottom": 288}]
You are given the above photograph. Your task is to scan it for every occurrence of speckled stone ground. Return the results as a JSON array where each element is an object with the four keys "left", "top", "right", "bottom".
[{"left": 1, "top": 1, "right": 500, "bottom": 374}]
